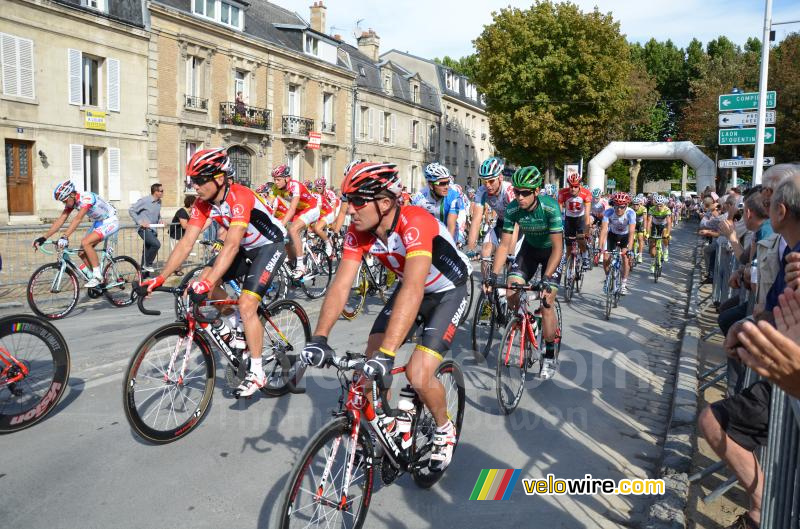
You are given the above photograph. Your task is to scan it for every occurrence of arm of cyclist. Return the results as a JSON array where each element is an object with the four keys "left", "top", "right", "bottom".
[
  {"left": 466, "top": 202, "right": 484, "bottom": 251},
  {"left": 583, "top": 204, "right": 592, "bottom": 236},
  {"left": 332, "top": 203, "right": 347, "bottom": 233},
  {"left": 490, "top": 231, "right": 514, "bottom": 286},
  {"left": 281, "top": 195, "right": 300, "bottom": 227},
  {"left": 446, "top": 212, "right": 458, "bottom": 241},
  {"left": 148, "top": 223, "right": 204, "bottom": 286},
  {"left": 35, "top": 209, "right": 70, "bottom": 247},
  {"left": 626, "top": 223, "right": 636, "bottom": 251},
  {"left": 61, "top": 205, "right": 89, "bottom": 239},
  {"left": 598, "top": 220, "right": 609, "bottom": 253}
]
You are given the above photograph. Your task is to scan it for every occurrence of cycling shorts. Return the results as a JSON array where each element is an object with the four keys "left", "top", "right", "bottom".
[
  {"left": 564, "top": 216, "right": 586, "bottom": 239},
  {"left": 649, "top": 224, "right": 666, "bottom": 239},
  {"left": 509, "top": 244, "right": 562, "bottom": 283},
  {"left": 606, "top": 232, "right": 629, "bottom": 250},
  {"left": 635, "top": 219, "right": 645, "bottom": 234},
  {"left": 371, "top": 284, "right": 468, "bottom": 360},
  {"left": 293, "top": 206, "right": 321, "bottom": 227},
  {"left": 89, "top": 217, "right": 120, "bottom": 240},
  {"left": 320, "top": 211, "right": 335, "bottom": 226},
  {"left": 206, "top": 242, "right": 286, "bottom": 301},
  {"left": 482, "top": 222, "right": 503, "bottom": 247}
]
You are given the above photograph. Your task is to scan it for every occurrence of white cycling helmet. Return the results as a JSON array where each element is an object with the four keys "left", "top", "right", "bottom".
[
  {"left": 424, "top": 162, "right": 450, "bottom": 182},
  {"left": 53, "top": 180, "right": 76, "bottom": 202}
]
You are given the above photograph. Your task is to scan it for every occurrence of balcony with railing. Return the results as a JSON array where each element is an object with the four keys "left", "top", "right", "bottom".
[
  {"left": 185, "top": 95, "right": 208, "bottom": 111},
  {"left": 220, "top": 102, "right": 271, "bottom": 130},
  {"left": 321, "top": 122, "right": 336, "bottom": 134},
  {"left": 282, "top": 115, "right": 314, "bottom": 136}
]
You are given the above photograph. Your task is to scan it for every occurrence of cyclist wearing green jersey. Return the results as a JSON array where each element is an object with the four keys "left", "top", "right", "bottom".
[
  {"left": 486, "top": 166, "right": 563, "bottom": 380},
  {"left": 646, "top": 194, "right": 673, "bottom": 269}
]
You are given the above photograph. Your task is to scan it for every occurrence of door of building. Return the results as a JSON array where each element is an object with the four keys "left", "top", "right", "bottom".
[{"left": 5, "top": 140, "right": 34, "bottom": 214}]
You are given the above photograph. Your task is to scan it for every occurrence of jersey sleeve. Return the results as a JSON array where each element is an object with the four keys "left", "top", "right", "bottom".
[
  {"left": 626, "top": 209, "right": 637, "bottom": 225},
  {"left": 399, "top": 207, "right": 438, "bottom": 259},
  {"left": 548, "top": 201, "right": 564, "bottom": 233},
  {"left": 602, "top": 208, "right": 612, "bottom": 222},
  {"left": 502, "top": 202, "right": 518, "bottom": 233},
  {"left": 228, "top": 188, "right": 254, "bottom": 228},
  {"left": 581, "top": 188, "right": 592, "bottom": 203},
  {"left": 341, "top": 226, "right": 367, "bottom": 262},
  {"left": 188, "top": 199, "right": 211, "bottom": 228}
]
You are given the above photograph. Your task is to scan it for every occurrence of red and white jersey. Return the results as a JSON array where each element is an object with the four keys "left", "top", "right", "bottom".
[
  {"left": 189, "top": 184, "right": 286, "bottom": 249},
  {"left": 270, "top": 179, "right": 318, "bottom": 212},
  {"left": 591, "top": 197, "right": 609, "bottom": 217},
  {"left": 265, "top": 195, "right": 290, "bottom": 220},
  {"left": 342, "top": 205, "right": 471, "bottom": 294},
  {"left": 67, "top": 192, "right": 117, "bottom": 222},
  {"left": 322, "top": 188, "right": 340, "bottom": 213},
  {"left": 314, "top": 192, "right": 334, "bottom": 217},
  {"left": 558, "top": 186, "right": 592, "bottom": 218}
]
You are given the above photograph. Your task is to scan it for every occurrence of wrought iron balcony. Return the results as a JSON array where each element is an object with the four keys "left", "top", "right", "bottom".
[
  {"left": 322, "top": 122, "right": 336, "bottom": 134},
  {"left": 220, "top": 102, "right": 271, "bottom": 130},
  {"left": 282, "top": 115, "right": 314, "bottom": 136},
  {"left": 185, "top": 95, "right": 208, "bottom": 111}
]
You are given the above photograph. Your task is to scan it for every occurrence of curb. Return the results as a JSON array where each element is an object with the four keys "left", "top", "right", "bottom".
[{"left": 644, "top": 243, "right": 704, "bottom": 529}]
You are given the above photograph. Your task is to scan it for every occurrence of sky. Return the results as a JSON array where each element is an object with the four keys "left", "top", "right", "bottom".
[{"left": 276, "top": 0, "right": 800, "bottom": 59}]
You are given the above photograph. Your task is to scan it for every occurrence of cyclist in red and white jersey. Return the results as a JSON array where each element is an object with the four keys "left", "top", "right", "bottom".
[
  {"left": 312, "top": 177, "right": 339, "bottom": 257},
  {"left": 269, "top": 165, "right": 320, "bottom": 279},
  {"left": 140, "top": 148, "right": 287, "bottom": 398},
  {"left": 33, "top": 182, "right": 120, "bottom": 288},
  {"left": 557, "top": 173, "right": 593, "bottom": 270},
  {"left": 300, "top": 161, "right": 470, "bottom": 473}
]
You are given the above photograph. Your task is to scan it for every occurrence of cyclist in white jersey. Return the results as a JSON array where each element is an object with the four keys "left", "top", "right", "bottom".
[
  {"left": 34, "top": 181, "right": 120, "bottom": 288},
  {"left": 598, "top": 192, "right": 636, "bottom": 295},
  {"left": 466, "top": 157, "right": 517, "bottom": 261}
]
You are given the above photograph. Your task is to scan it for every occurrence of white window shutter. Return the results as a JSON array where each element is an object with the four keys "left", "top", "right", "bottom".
[
  {"left": 1, "top": 34, "right": 19, "bottom": 96},
  {"left": 107, "top": 148, "right": 121, "bottom": 200},
  {"left": 68, "top": 48, "right": 82, "bottom": 105},
  {"left": 367, "top": 108, "right": 373, "bottom": 140},
  {"left": 354, "top": 107, "right": 360, "bottom": 137},
  {"left": 391, "top": 114, "right": 396, "bottom": 145},
  {"left": 409, "top": 121, "right": 413, "bottom": 147},
  {"left": 379, "top": 113, "right": 385, "bottom": 143},
  {"left": 17, "top": 37, "right": 34, "bottom": 99},
  {"left": 106, "top": 57, "right": 120, "bottom": 111},
  {"left": 69, "top": 144, "right": 84, "bottom": 192}
]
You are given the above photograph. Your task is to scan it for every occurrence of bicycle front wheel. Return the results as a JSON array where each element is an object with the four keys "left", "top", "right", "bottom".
[
  {"left": 564, "top": 255, "right": 575, "bottom": 303},
  {"left": 103, "top": 255, "right": 141, "bottom": 307},
  {"left": 123, "top": 323, "right": 216, "bottom": 443},
  {"left": 604, "top": 272, "right": 614, "bottom": 321},
  {"left": 301, "top": 250, "right": 332, "bottom": 299},
  {"left": 496, "top": 317, "right": 529, "bottom": 415},
  {"left": 470, "top": 291, "right": 495, "bottom": 362},
  {"left": 341, "top": 263, "right": 368, "bottom": 321},
  {"left": 0, "top": 315, "right": 70, "bottom": 433},
  {"left": 260, "top": 299, "right": 311, "bottom": 396},
  {"left": 27, "top": 263, "right": 80, "bottom": 320},
  {"left": 274, "top": 416, "right": 375, "bottom": 529},
  {"left": 458, "top": 274, "right": 475, "bottom": 327}
]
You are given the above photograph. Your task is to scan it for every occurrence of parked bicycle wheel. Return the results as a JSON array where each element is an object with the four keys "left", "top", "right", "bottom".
[
  {"left": 342, "top": 262, "right": 369, "bottom": 321},
  {"left": 27, "top": 263, "right": 80, "bottom": 320},
  {"left": 496, "top": 317, "right": 530, "bottom": 415},
  {"left": 301, "top": 249, "right": 332, "bottom": 299},
  {"left": 411, "top": 359, "right": 465, "bottom": 488},
  {"left": 123, "top": 322, "right": 216, "bottom": 443},
  {"left": 0, "top": 315, "right": 70, "bottom": 433},
  {"left": 470, "top": 291, "right": 497, "bottom": 362},
  {"left": 103, "top": 256, "right": 141, "bottom": 307},
  {"left": 274, "top": 415, "right": 375, "bottom": 529}
]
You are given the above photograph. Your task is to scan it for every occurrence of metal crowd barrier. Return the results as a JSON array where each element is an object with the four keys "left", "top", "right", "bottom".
[
  {"left": 761, "top": 390, "right": 800, "bottom": 529},
  {"left": 711, "top": 237, "right": 737, "bottom": 305}
]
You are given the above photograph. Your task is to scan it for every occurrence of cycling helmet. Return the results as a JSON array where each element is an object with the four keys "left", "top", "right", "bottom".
[
  {"left": 656, "top": 194, "right": 669, "bottom": 206},
  {"left": 591, "top": 187, "right": 602, "bottom": 198},
  {"left": 344, "top": 159, "right": 363, "bottom": 177},
  {"left": 478, "top": 157, "right": 504, "bottom": 179},
  {"left": 511, "top": 166, "right": 543, "bottom": 189},
  {"left": 255, "top": 182, "right": 270, "bottom": 194},
  {"left": 53, "top": 180, "right": 76, "bottom": 201},
  {"left": 632, "top": 195, "right": 644, "bottom": 205},
  {"left": 611, "top": 191, "right": 630, "bottom": 206},
  {"left": 271, "top": 164, "right": 291, "bottom": 178},
  {"left": 314, "top": 177, "right": 327, "bottom": 189},
  {"left": 566, "top": 173, "right": 582, "bottom": 187},
  {"left": 424, "top": 162, "right": 450, "bottom": 182},
  {"left": 186, "top": 148, "right": 235, "bottom": 181},
  {"left": 544, "top": 183, "right": 557, "bottom": 196},
  {"left": 342, "top": 162, "right": 402, "bottom": 201}
]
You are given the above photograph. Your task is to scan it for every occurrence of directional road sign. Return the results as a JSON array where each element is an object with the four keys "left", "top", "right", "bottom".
[
  {"left": 718, "top": 157, "right": 776, "bottom": 169},
  {"left": 718, "top": 91, "right": 776, "bottom": 111},
  {"left": 719, "top": 127, "right": 776, "bottom": 145},
  {"left": 718, "top": 110, "right": 776, "bottom": 127}
]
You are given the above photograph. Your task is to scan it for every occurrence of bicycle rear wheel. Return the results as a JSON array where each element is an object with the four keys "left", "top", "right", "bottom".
[
  {"left": 495, "top": 317, "right": 529, "bottom": 415},
  {"left": 103, "top": 255, "right": 141, "bottom": 307},
  {"left": 260, "top": 299, "right": 311, "bottom": 396},
  {"left": 301, "top": 249, "right": 332, "bottom": 299},
  {"left": 123, "top": 323, "right": 216, "bottom": 443},
  {"left": 470, "top": 291, "right": 496, "bottom": 362},
  {"left": 342, "top": 263, "right": 368, "bottom": 321},
  {"left": 274, "top": 416, "right": 375, "bottom": 529},
  {"left": 604, "top": 272, "right": 614, "bottom": 321},
  {"left": 411, "top": 359, "right": 466, "bottom": 488},
  {"left": 564, "top": 255, "right": 575, "bottom": 303},
  {"left": 0, "top": 315, "right": 70, "bottom": 433},
  {"left": 27, "top": 263, "right": 80, "bottom": 320}
]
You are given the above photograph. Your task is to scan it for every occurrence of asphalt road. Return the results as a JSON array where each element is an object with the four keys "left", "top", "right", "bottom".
[{"left": 0, "top": 227, "right": 696, "bottom": 529}]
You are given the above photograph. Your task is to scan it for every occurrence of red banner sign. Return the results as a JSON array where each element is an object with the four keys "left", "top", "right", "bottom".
[{"left": 307, "top": 132, "right": 321, "bottom": 150}]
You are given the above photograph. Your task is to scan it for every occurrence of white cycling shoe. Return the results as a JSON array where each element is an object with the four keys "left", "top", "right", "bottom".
[
  {"left": 235, "top": 371, "right": 266, "bottom": 398},
  {"left": 540, "top": 357, "right": 557, "bottom": 380},
  {"left": 85, "top": 277, "right": 102, "bottom": 288},
  {"left": 429, "top": 421, "right": 456, "bottom": 473}
]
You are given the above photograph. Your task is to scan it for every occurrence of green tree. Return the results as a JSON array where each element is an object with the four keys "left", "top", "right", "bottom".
[
  {"left": 472, "top": 1, "right": 632, "bottom": 180},
  {"left": 433, "top": 55, "right": 477, "bottom": 79},
  {"left": 769, "top": 33, "right": 800, "bottom": 163}
]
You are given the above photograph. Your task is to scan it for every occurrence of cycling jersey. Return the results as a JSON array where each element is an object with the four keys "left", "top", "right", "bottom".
[
  {"left": 314, "top": 192, "right": 334, "bottom": 217},
  {"left": 557, "top": 186, "right": 592, "bottom": 218},
  {"left": 474, "top": 181, "right": 515, "bottom": 219},
  {"left": 270, "top": 179, "right": 318, "bottom": 212},
  {"left": 633, "top": 205, "right": 647, "bottom": 221},
  {"left": 502, "top": 195, "right": 563, "bottom": 249},
  {"left": 603, "top": 207, "right": 637, "bottom": 235},
  {"left": 591, "top": 198, "right": 609, "bottom": 218},
  {"left": 322, "top": 189, "right": 340, "bottom": 214},
  {"left": 66, "top": 192, "right": 117, "bottom": 222},
  {"left": 341, "top": 205, "right": 470, "bottom": 294},
  {"left": 410, "top": 187, "right": 464, "bottom": 225},
  {"left": 189, "top": 183, "right": 286, "bottom": 249},
  {"left": 648, "top": 205, "right": 671, "bottom": 226}
]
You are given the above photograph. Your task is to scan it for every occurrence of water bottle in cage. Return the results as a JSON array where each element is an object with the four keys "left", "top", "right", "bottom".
[{"left": 395, "top": 385, "right": 417, "bottom": 450}]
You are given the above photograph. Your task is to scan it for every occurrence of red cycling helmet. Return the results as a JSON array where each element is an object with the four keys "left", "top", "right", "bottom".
[
  {"left": 342, "top": 162, "right": 402, "bottom": 201},
  {"left": 186, "top": 148, "right": 234, "bottom": 181},
  {"left": 567, "top": 173, "right": 582, "bottom": 187},
  {"left": 611, "top": 191, "right": 631, "bottom": 206},
  {"left": 271, "top": 164, "right": 291, "bottom": 178}
]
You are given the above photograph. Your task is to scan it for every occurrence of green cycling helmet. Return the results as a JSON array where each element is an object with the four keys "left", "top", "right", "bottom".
[{"left": 511, "top": 165, "right": 543, "bottom": 189}]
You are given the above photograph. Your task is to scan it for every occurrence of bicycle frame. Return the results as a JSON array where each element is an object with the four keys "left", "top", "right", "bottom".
[{"left": 0, "top": 346, "right": 29, "bottom": 386}]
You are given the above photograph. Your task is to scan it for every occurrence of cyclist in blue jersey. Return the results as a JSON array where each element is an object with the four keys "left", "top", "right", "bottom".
[
  {"left": 410, "top": 162, "right": 463, "bottom": 240},
  {"left": 598, "top": 192, "right": 636, "bottom": 295},
  {"left": 33, "top": 180, "right": 120, "bottom": 288}
]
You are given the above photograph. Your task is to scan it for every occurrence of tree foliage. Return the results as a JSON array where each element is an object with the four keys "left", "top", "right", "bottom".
[{"left": 433, "top": 55, "right": 477, "bottom": 80}]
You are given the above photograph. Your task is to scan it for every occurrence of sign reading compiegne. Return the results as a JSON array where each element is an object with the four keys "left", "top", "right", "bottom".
[{"left": 718, "top": 91, "right": 776, "bottom": 111}]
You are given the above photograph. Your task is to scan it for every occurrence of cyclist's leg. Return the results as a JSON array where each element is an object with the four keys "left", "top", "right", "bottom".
[
  {"left": 239, "top": 243, "right": 287, "bottom": 363},
  {"left": 506, "top": 244, "right": 535, "bottom": 313},
  {"left": 649, "top": 227, "right": 658, "bottom": 257}
]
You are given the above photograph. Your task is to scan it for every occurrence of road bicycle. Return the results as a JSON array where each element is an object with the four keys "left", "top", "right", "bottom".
[
  {"left": 273, "top": 349, "right": 465, "bottom": 528},
  {"left": 28, "top": 239, "right": 140, "bottom": 319},
  {"left": 0, "top": 314, "right": 70, "bottom": 433},
  {"left": 123, "top": 283, "right": 310, "bottom": 443},
  {"left": 587, "top": 222, "right": 601, "bottom": 270},
  {"left": 471, "top": 256, "right": 513, "bottom": 362},
  {"left": 651, "top": 234, "right": 664, "bottom": 283},
  {"left": 342, "top": 254, "right": 397, "bottom": 320},
  {"left": 296, "top": 232, "right": 333, "bottom": 299},
  {"left": 493, "top": 281, "right": 562, "bottom": 415},
  {"left": 562, "top": 235, "right": 584, "bottom": 303},
  {"left": 603, "top": 247, "right": 624, "bottom": 321}
]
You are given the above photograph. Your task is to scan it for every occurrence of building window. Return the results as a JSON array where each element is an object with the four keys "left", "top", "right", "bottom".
[
  {"left": 429, "top": 125, "right": 436, "bottom": 152},
  {"left": 410, "top": 165, "right": 419, "bottom": 193},
  {"left": 83, "top": 148, "right": 102, "bottom": 194},
  {"left": 234, "top": 70, "right": 247, "bottom": 101},
  {"left": 381, "top": 112, "right": 395, "bottom": 144},
  {"left": 0, "top": 33, "right": 35, "bottom": 100},
  {"left": 411, "top": 120, "right": 419, "bottom": 149},
  {"left": 358, "top": 65, "right": 366, "bottom": 77},
  {"left": 322, "top": 156, "right": 331, "bottom": 181},
  {"left": 81, "top": 56, "right": 99, "bottom": 106},
  {"left": 288, "top": 83, "right": 299, "bottom": 115},
  {"left": 445, "top": 71, "right": 460, "bottom": 92},
  {"left": 412, "top": 84, "right": 419, "bottom": 104},
  {"left": 359, "top": 106, "right": 371, "bottom": 139},
  {"left": 305, "top": 35, "right": 319, "bottom": 56},
  {"left": 383, "top": 73, "right": 392, "bottom": 93},
  {"left": 185, "top": 142, "right": 200, "bottom": 191},
  {"left": 80, "top": 0, "right": 106, "bottom": 11},
  {"left": 322, "top": 92, "right": 334, "bottom": 132},
  {"left": 186, "top": 57, "right": 202, "bottom": 97},
  {"left": 220, "top": 2, "right": 240, "bottom": 28},
  {"left": 227, "top": 146, "right": 251, "bottom": 188},
  {"left": 193, "top": 0, "right": 242, "bottom": 30},
  {"left": 288, "top": 152, "right": 301, "bottom": 179}
]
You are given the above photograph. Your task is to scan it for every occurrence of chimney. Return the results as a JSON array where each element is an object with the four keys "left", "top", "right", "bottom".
[
  {"left": 357, "top": 29, "right": 380, "bottom": 62},
  {"left": 309, "top": 1, "right": 326, "bottom": 34}
]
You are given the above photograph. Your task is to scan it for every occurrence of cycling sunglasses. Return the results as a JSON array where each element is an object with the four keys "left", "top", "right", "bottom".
[
  {"left": 190, "top": 172, "right": 224, "bottom": 186},
  {"left": 346, "top": 194, "right": 372, "bottom": 209},
  {"left": 431, "top": 180, "right": 450, "bottom": 187},
  {"left": 513, "top": 188, "right": 535, "bottom": 197}
]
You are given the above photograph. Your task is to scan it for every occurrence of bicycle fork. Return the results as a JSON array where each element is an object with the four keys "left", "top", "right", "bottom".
[
  {"left": 0, "top": 347, "right": 29, "bottom": 386},
  {"left": 314, "top": 412, "right": 362, "bottom": 511}
]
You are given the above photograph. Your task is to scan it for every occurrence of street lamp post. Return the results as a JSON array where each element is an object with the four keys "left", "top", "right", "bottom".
[{"left": 753, "top": 0, "right": 773, "bottom": 185}]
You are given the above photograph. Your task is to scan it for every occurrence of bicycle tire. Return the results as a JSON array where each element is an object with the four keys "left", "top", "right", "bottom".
[
  {"left": 0, "top": 315, "right": 70, "bottom": 433},
  {"left": 411, "top": 359, "right": 466, "bottom": 488},
  {"left": 301, "top": 249, "right": 332, "bottom": 299},
  {"left": 564, "top": 255, "right": 575, "bottom": 303},
  {"left": 342, "top": 263, "right": 368, "bottom": 321},
  {"left": 123, "top": 323, "right": 216, "bottom": 443},
  {"left": 260, "top": 299, "right": 311, "bottom": 396},
  {"left": 495, "top": 317, "right": 529, "bottom": 415},
  {"left": 458, "top": 274, "right": 475, "bottom": 327},
  {"left": 27, "top": 263, "right": 80, "bottom": 320},
  {"left": 264, "top": 266, "right": 289, "bottom": 304},
  {"left": 103, "top": 255, "right": 141, "bottom": 307},
  {"left": 470, "top": 291, "right": 496, "bottom": 362},
  {"left": 613, "top": 268, "right": 621, "bottom": 308},
  {"left": 604, "top": 272, "right": 614, "bottom": 321},
  {"left": 273, "top": 416, "right": 375, "bottom": 529},
  {"left": 375, "top": 262, "right": 398, "bottom": 302}
]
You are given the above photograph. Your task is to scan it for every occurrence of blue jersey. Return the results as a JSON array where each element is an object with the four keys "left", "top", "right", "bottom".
[{"left": 410, "top": 187, "right": 464, "bottom": 225}]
